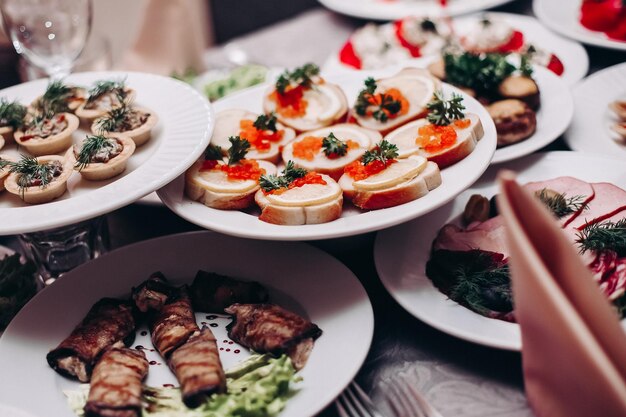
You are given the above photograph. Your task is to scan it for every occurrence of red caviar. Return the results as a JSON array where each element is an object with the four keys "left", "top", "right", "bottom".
[
  {"left": 292, "top": 136, "right": 359, "bottom": 161},
  {"left": 453, "top": 119, "right": 471, "bottom": 129},
  {"left": 200, "top": 159, "right": 265, "bottom": 181},
  {"left": 366, "top": 88, "right": 409, "bottom": 120},
  {"left": 269, "top": 85, "right": 308, "bottom": 118},
  {"left": 269, "top": 172, "right": 327, "bottom": 195},
  {"left": 416, "top": 123, "right": 458, "bottom": 153},
  {"left": 344, "top": 159, "right": 396, "bottom": 181},
  {"left": 239, "top": 119, "right": 284, "bottom": 152}
]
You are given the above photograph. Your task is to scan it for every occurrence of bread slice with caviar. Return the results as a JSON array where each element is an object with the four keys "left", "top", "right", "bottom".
[
  {"left": 254, "top": 161, "right": 343, "bottom": 225},
  {"left": 212, "top": 109, "right": 295, "bottom": 163},
  {"left": 281, "top": 124, "right": 380, "bottom": 181},
  {"left": 351, "top": 68, "right": 440, "bottom": 135},
  {"left": 186, "top": 137, "right": 277, "bottom": 210},
  {"left": 338, "top": 140, "right": 442, "bottom": 210},
  {"left": 385, "top": 92, "right": 484, "bottom": 168},
  {"left": 262, "top": 63, "right": 348, "bottom": 132}
]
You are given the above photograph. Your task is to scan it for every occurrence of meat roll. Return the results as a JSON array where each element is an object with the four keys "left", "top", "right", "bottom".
[
  {"left": 168, "top": 327, "right": 226, "bottom": 408},
  {"left": 84, "top": 345, "right": 149, "bottom": 417},
  {"left": 190, "top": 271, "right": 269, "bottom": 313},
  {"left": 47, "top": 298, "right": 136, "bottom": 382},
  {"left": 131, "top": 272, "right": 174, "bottom": 313},
  {"left": 225, "top": 303, "right": 322, "bottom": 370},
  {"left": 149, "top": 287, "right": 198, "bottom": 358}
]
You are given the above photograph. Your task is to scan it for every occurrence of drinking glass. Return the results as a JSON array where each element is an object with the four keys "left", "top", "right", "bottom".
[{"left": 1, "top": 0, "right": 92, "bottom": 79}]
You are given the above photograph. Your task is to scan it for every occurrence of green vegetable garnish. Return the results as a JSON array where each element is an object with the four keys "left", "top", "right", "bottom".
[
  {"left": 203, "top": 65, "right": 268, "bottom": 102},
  {"left": 227, "top": 136, "right": 250, "bottom": 166},
  {"left": 535, "top": 189, "right": 586, "bottom": 219},
  {"left": 74, "top": 135, "right": 117, "bottom": 171},
  {"left": 354, "top": 77, "right": 402, "bottom": 122},
  {"left": 259, "top": 161, "right": 307, "bottom": 193},
  {"left": 86, "top": 79, "right": 126, "bottom": 104},
  {"left": 36, "top": 80, "right": 78, "bottom": 115},
  {"left": 275, "top": 63, "right": 320, "bottom": 95},
  {"left": 0, "top": 98, "right": 27, "bottom": 129},
  {"left": 443, "top": 51, "right": 517, "bottom": 97},
  {"left": 362, "top": 140, "right": 398, "bottom": 166},
  {"left": 322, "top": 132, "right": 348, "bottom": 158},
  {"left": 576, "top": 219, "right": 626, "bottom": 256},
  {"left": 253, "top": 113, "right": 278, "bottom": 132},
  {"left": 426, "top": 91, "right": 465, "bottom": 126},
  {"left": 94, "top": 97, "right": 131, "bottom": 133},
  {"left": 204, "top": 144, "right": 223, "bottom": 161},
  {"left": 10, "top": 155, "right": 58, "bottom": 191}
]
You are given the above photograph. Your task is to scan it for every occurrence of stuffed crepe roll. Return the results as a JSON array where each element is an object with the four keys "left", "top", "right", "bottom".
[
  {"left": 189, "top": 271, "right": 269, "bottom": 313},
  {"left": 149, "top": 287, "right": 198, "bottom": 358}
]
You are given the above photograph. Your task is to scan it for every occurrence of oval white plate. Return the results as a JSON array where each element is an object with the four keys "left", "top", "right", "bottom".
[
  {"left": 565, "top": 62, "right": 626, "bottom": 156},
  {"left": 534, "top": 0, "right": 626, "bottom": 51},
  {"left": 158, "top": 71, "right": 497, "bottom": 241},
  {"left": 323, "top": 12, "right": 589, "bottom": 85},
  {"left": 491, "top": 66, "right": 573, "bottom": 164},
  {"left": 0, "top": 71, "right": 213, "bottom": 235},
  {"left": 374, "top": 151, "right": 626, "bottom": 351},
  {"left": 318, "top": 0, "right": 514, "bottom": 20},
  {"left": 0, "top": 231, "right": 374, "bottom": 417}
]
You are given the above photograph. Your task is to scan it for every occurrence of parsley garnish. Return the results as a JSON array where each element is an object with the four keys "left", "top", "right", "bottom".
[
  {"left": 426, "top": 91, "right": 465, "bottom": 126},
  {"left": 227, "top": 136, "right": 250, "bottom": 166},
  {"left": 259, "top": 160, "right": 307, "bottom": 192},
  {"left": 443, "top": 51, "right": 517, "bottom": 97},
  {"left": 86, "top": 78, "right": 126, "bottom": 104},
  {"left": 362, "top": 140, "right": 398, "bottom": 166},
  {"left": 253, "top": 113, "right": 278, "bottom": 132},
  {"left": 0, "top": 98, "right": 26, "bottom": 129},
  {"left": 354, "top": 77, "right": 402, "bottom": 122},
  {"left": 74, "top": 135, "right": 117, "bottom": 171},
  {"left": 322, "top": 132, "right": 348, "bottom": 157},
  {"left": 204, "top": 144, "right": 223, "bottom": 161},
  {"left": 275, "top": 63, "right": 320, "bottom": 94}
]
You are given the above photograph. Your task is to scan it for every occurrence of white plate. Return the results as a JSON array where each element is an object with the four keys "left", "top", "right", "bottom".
[
  {"left": 491, "top": 66, "right": 573, "bottom": 164},
  {"left": 0, "top": 231, "right": 374, "bottom": 417},
  {"left": 318, "top": 0, "right": 515, "bottom": 20},
  {"left": 0, "top": 71, "right": 213, "bottom": 234},
  {"left": 323, "top": 12, "right": 589, "bottom": 85},
  {"left": 158, "top": 71, "right": 497, "bottom": 241},
  {"left": 374, "top": 151, "right": 626, "bottom": 351},
  {"left": 565, "top": 62, "right": 626, "bottom": 156},
  {"left": 534, "top": 0, "right": 626, "bottom": 51}
]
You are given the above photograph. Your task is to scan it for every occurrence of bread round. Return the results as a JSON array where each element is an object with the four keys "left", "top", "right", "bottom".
[
  {"left": 498, "top": 75, "right": 540, "bottom": 111},
  {"left": 487, "top": 99, "right": 537, "bottom": 147},
  {"left": 14, "top": 113, "right": 79, "bottom": 156}
]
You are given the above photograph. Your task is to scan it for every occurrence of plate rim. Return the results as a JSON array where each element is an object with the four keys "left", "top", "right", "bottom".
[{"left": 0, "top": 230, "right": 375, "bottom": 417}]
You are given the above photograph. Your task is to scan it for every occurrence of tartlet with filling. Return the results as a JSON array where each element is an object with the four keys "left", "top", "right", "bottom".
[
  {"left": 75, "top": 79, "right": 136, "bottom": 124},
  {"left": 68, "top": 133, "right": 136, "bottom": 181},
  {"left": 31, "top": 80, "right": 87, "bottom": 114},
  {"left": 91, "top": 101, "right": 158, "bottom": 147},
  {"left": 0, "top": 155, "right": 15, "bottom": 191},
  {"left": 0, "top": 98, "right": 27, "bottom": 145},
  {"left": 14, "top": 112, "right": 79, "bottom": 156},
  {"left": 4, "top": 155, "right": 74, "bottom": 204}
]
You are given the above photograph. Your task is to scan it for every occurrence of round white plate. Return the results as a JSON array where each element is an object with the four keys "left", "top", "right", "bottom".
[
  {"left": 323, "top": 12, "right": 589, "bottom": 85},
  {"left": 0, "top": 231, "right": 374, "bottom": 417},
  {"left": 565, "top": 62, "right": 626, "bottom": 156},
  {"left": 374, "top": 151, "right": 626, "bottom": 351},
  {"left": 318, "top": 0, "right": 515, "bottom": 20},
  {"left": 534, "top": 0, "right": 626, "bottom": 51},
  {"left": 0, "top": 71, "right": 213, "bottom": 234},
  {"left": 158, "top": 71, "right": 497, "bottom": 241},
  {"left": 491, "top": 66, "right": 573, "bottom": 164}
]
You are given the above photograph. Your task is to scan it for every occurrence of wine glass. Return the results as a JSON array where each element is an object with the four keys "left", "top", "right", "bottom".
[{"left": 0, "top": 0, "right": 92, "bottom": 79}]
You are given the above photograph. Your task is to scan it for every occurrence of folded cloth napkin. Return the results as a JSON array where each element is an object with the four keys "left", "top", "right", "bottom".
[{"left": 497, "top": 170, "right": 626, "bottom": 417}]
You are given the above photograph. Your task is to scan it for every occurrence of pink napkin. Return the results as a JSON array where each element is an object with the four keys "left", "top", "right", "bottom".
[
  {"left": 119, "top": 0, "right": 209, "bottom": 75},
  {"left": 497, "top": 170, "right": 626, "bottom": 417}
]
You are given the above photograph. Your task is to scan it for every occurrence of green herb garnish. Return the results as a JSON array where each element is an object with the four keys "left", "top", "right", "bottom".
[
  {"left": 259, "top": 160, "right": 307, "bottom": 193},
  {"left": 74, "top": 135, "right": 116, "bottom": 171},
  {"left": 362, "top": 140, "right": 399, "bottom": 166},
  {"left": 253, "top": 113, "right": 278, "bottom": 132},
  {"left": 520, "top": 46, "right": 535, "bottom": 77},
  {"left": 275, "top": 63, "right": 320, "bottom": 95},
  {"left": 536, "top": 189, "right": 586, "bottom": 219},
  {"left": 354, "top": 77, "right": 402, "bottom": 122},
  {"left": 10, "top": 155, "right": 58, "bottom": 191},
  {"left": 0, "top": 98, "right": 27, "bottom": 129},
  {"left": 443, "top": 51, "right": 517, "bottom": 96},
  {"left": 36, "top": 80, "right": 78, "bottom": 114},
  {"left": 576, "top": 219, "right": 626, "bottom": 256},
  {"left": 426, "top": 91, "right": 465, "bottom": 126},
  {"left": 322, "top": 132, "right": 348, "bottom": 158},
  {"left": 227, "top": 136, "right": 250, "bottom": 166},
  {"left": 204, "top": 144, "right": 223, "bottom": 161},
  {"left": 94, "top": 96, "right": 130, "bottom": 133},
  {"left": 86, "top": 79, "right": 126, "bottom": 104}
]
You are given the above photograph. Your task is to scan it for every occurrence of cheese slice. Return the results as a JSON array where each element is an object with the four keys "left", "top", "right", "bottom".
[
  {"left": 191, "top": 160, "right": 276, "bottom": 194},
  {"left": 265, "top": 174, "right": 342, "bottom": 207},
  {"left": 353, "top": 155, "right": 427, "bottom": 191}
]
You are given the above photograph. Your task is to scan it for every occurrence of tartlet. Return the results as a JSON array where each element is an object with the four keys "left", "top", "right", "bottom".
[
  {"left": 0, "top": 155, "right": 15, "bottom": 191},
  {"left": 91, "top": 106, "right": 158, "bottom": 147},
  {"left": 4, "top": 155, "right": 74, "bottom": 204},
  {"left": 75, "top": 88, "right": 136, "bottom": 125},
  {"left": 14, "top": 113, "right": 79, "bottom": 156},
  {"left": 67, "top": 133, "right": 136, "bottom": 181},
  {"left": 31, "top": 84, "right": 87, "bottom": 113}
]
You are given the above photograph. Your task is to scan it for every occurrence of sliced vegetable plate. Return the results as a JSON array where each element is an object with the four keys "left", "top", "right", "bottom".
[
  {"left": 0, "top": 231, "right": 374, "bottom": 417},
  {"left": 158, "top": 70, "right": 497, "bottom": 241},
  {"left": 374, "top": 151, "right": 626, "bottom": 351}
]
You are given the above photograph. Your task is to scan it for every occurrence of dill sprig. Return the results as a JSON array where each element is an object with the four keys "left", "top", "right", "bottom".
[
  {"left": 354, "top": 77, "right": 402, "bottom": 122},
  {"left": 576, "top": 219, "right": 626, "bottom": 256},
  {"left": 426, "top": 91, "right": 466, "bottom": 126},
  {"left": 94, "top": 96, "right": 131, "bottom": 133},
  {"left": 536, "top": 189, "right": 586, "bottom": 219},
  {"left": 10, "top": 155, "right": 55, "bottom": 190},
  {"left": 0, "top": 158, "right": 11, "bottom": 170},
  {"left": 37, "top": 80, "right": 77, "bottom": 114},
  {"left": 450, "top": 260, "right": 512, "bottom": 316},
  {"left": 86, "top": 78, "right": 126, "bottom": 104},
  {"left": 74, "top": 135, "right": 115, "bottom": 171},
  {"left": 362, "top": 140, "right": 398, "bottom": 166},
  {"left": 253, "top": 113, "right": 278, "bottom": 132},
  {"left": 227, "top": 136, "right": 250, "bottom": 166},
  {"left": 0, "top": 98, "right": 27, "bottom": 129},
  {"left": 275, "top": 63, "right": 320, "bottom": 94},
  {"left": 259, "top": 160, "right": 307, "bottom": 193},
  {"left": 322, "top": 132, "right": 348, "bottom": 157}
]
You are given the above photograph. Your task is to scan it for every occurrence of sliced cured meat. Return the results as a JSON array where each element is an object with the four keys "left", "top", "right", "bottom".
[
  {"left": 569, "top": 182, "right": 626, "bottom": 231},
  {"left": 432, "top": 222, "right": 509, "bottom": 259},
  {"left": 523, "top": 176, "right": 595, "bottom": 227}
]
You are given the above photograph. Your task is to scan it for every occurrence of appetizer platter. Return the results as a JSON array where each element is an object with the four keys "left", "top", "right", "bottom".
[
  {"left": 0, "top": 71, "right": 212, "bottom": 235},
  {"left": 158, "top": 64, "right": 497, "bottom": 240},
  {"left": 317, "top": 0, "right": 515, "bottom": 20},
  {"left": 534, "top": 0, "right": 626, "bottom": 51},
  {"left": 0, "top": 231, "right": 374, "bottom": 417},
  {"left": 325, "top": 12, "right": 588, "bottom": 85},
  {"left": 565, "top": 62, "right": 626, "bottom": 158},
  {"left": 374, "top": 151, "right": 626, "bottom": 351}
]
